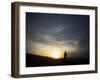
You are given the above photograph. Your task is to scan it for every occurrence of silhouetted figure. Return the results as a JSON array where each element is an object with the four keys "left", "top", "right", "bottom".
[
  {"left": 62, "top": 51, "right": 68, "bottom": 64},
  {"left": 64, "top": 51, "right": 67, "bottom": 59}
]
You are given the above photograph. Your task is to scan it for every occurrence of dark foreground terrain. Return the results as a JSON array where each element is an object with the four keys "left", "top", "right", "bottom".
[{"left": 26, "top": 53, "right": 89, "bottom": 67}]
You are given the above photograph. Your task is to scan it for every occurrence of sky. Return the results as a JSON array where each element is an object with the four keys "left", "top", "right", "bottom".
[{"left": 26, "top": 12, "right": 89, "bottom": 59}]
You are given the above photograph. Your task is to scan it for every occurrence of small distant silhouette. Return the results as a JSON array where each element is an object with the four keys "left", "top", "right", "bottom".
[{"left": 64, "top": 51, "right": 67, "bottom": 59}]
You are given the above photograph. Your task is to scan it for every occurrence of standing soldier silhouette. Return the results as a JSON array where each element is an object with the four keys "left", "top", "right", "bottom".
[{"left": 64, "top": 51, "right": 67, "bottom": 59}]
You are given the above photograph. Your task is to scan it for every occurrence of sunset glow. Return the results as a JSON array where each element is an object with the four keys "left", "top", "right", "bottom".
[
  {"left": 27, "top": 41, "right": 78, "bottom": 59},
  {"left": 52, "top": 50, "right": 61, "bottom": 59}
]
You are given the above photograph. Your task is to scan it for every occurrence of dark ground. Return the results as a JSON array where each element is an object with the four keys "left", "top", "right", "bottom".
[{"left": 26, "top": 53, "right": 89, "bottom": 67}]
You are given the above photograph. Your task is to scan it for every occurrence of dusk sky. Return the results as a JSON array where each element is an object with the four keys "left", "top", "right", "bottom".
[{"left": 26, "top": 12, "right": 89, "bottom": 59}]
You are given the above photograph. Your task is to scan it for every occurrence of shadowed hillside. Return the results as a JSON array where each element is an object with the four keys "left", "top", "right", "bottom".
[{"left": 26, "top": 53, "right": 89, "bottom": 67}]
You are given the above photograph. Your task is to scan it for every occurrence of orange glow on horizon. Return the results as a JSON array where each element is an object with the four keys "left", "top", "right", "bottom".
[
  {"left": 28, "top": 45, "right": 77, "bottom": 59},
  {"left": 51, "top": 50, "right": 62, "bottom": 59}
]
